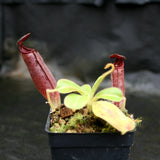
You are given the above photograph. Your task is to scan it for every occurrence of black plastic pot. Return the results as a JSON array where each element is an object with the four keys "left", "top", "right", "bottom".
[{"left": 45, "top": 112, "right": 134, "bottom": 160}]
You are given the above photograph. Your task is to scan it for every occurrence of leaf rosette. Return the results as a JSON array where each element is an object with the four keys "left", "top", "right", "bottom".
[{"left": 46, "top": 63, "right": 136, "bottom": 134}]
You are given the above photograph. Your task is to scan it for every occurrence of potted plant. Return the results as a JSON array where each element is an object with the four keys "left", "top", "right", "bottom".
[{"left": 17, "top": 33, "right": 141, "bottom": 160}]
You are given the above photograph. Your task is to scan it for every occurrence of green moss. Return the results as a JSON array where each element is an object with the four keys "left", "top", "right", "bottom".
[
  {"left": 67, "top": 113, "right": 84, "bottom": 128},
  {"left": 101, "top": 123, "right": 118, "bottom": 133},
  {"left": 50, "top": 122, "right": 66, "bottom": 133},
  {"left": 49, "top": 106, "right": 141, "bottom": 133}
]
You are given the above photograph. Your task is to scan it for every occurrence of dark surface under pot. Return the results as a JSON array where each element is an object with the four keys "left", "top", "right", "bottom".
[{"left": 0, "top": 78, "right": 160, "bottom": 160}]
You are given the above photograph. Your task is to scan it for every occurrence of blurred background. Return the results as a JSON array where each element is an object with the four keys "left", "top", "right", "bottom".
[{"left": 0, "top": 0, "right": 160, "bottom": 160}]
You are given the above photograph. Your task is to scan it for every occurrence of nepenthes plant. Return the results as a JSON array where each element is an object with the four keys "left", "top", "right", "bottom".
[
  {"left": 17, "top": 33, "right": 141, "bottom": 135},
  {"left": 46, "top": 63, "right": 135, "bottom": 135}
]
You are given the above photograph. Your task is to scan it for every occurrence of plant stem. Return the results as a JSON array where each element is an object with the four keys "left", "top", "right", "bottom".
[
  {"left": 91, "top": 63, "right": 115, "bottom": 98},
  {"left": 87, "top": 63, "right": 115, "bottom": 112}
]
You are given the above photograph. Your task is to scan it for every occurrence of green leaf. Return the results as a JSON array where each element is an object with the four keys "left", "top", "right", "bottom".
[
  {"left": 92, "top": 101, "right": 135, "bottom": 135},
  {"left": 81, "top": 84, "right": 91, "bottom": 94},
  {"left": 64, "top": 94, "right": 88, "bottom": 110},
  {"left": 94, "top": 87, "right": 123, "bottom": 102},
  {"left": 56, "top": 79, "right": 85, "bottom": 94}
]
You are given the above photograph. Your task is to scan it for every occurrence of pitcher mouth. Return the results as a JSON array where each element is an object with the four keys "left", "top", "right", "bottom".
[{"left": 17, "top": 33, "right": 35, "bottom": 54}]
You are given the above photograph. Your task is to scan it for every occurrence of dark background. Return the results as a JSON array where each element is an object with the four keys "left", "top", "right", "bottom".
[
  {"left": 1, "top": 0, "right": 160, "bottom": 79},
  {"left": 0, "top": 1, "right": 160, "bottom": 160}
]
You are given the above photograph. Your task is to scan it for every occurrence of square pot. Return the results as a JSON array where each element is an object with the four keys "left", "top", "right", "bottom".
[{"left": 45, "top": 112, "right": 134, "bottom": 160}]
